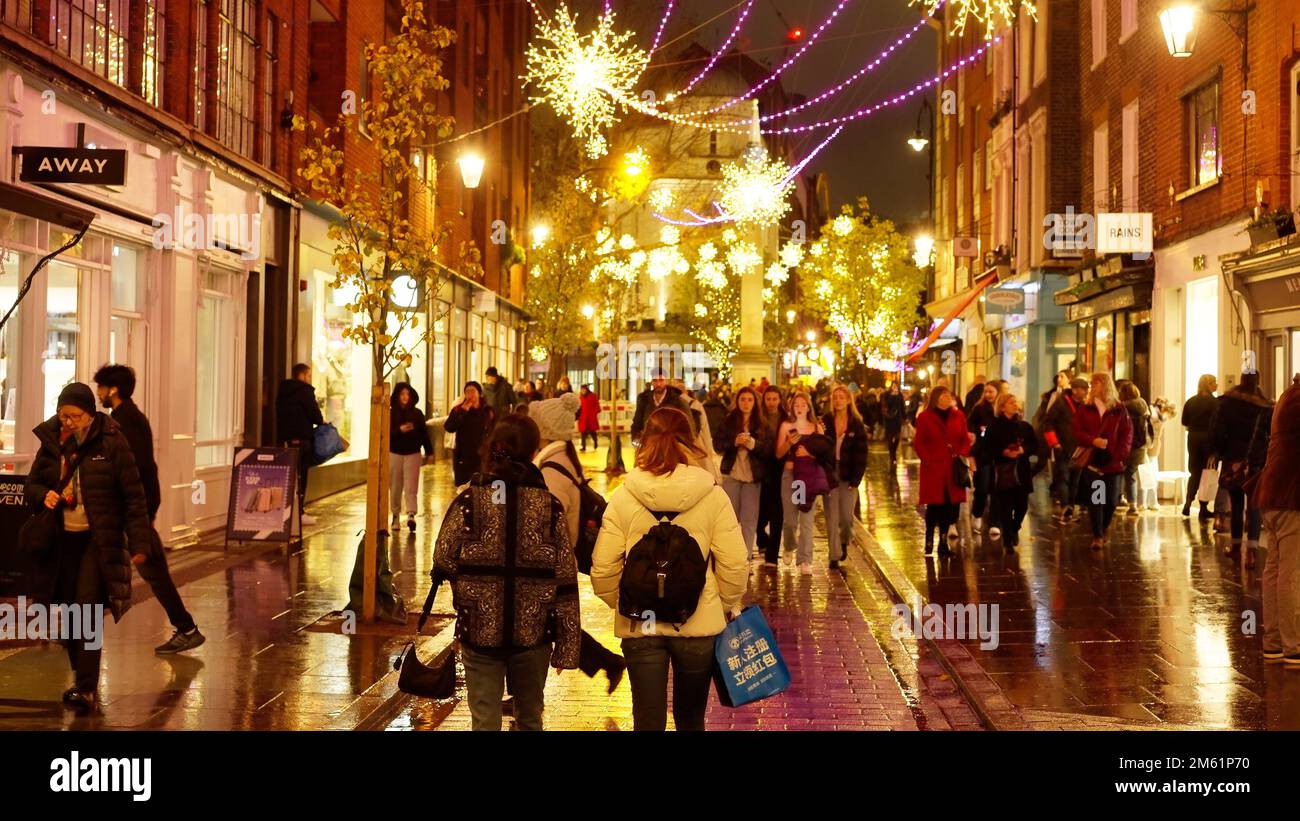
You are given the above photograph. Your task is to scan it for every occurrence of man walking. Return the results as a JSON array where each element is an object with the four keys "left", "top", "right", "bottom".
[
  {"left": 94, "top": 365, "right": 205, "bottom": 654},
  {"left": 1254, "top": 378, "right": 1300, "bottom": 668},
  {"left": 630, "top": 367, "right": 693, "bottom": 444},
  {"left": 480, "top": 366, "right": 518, "bottom": 419},
  {"left": 276, "top": 363, "right": 325, "bottom": 526}
]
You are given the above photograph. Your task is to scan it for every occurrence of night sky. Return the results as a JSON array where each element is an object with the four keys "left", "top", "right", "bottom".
[{"left": 609, "top": 0, "right": 939, "bottom": 224}]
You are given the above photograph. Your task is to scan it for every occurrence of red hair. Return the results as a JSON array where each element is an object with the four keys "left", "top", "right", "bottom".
[{"left": 635, "top": 407, "right": 705, "bottom": 476}]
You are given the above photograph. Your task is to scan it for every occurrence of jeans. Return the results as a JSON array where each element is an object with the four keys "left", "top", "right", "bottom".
[
  {"left": 1049, "top": 447, "right": 1071, "bottom": 506},
  {"left": 722, "top": 477, "right": 760, "bottom": 558},
  {"left": 826, "top": 484, "right": 858, "bottom": 562},
  {"left": 886, "top": 431, "right": 901, "bottom": 463},
  {"left": 388, "top": 452, "right": 422, "bottom": 516},
  {"left": 1229, "top": 487, "right": 1263, "bottom": 542},
  {"left": 621, "top": 635, "right": 715, "bottom": 731},
  {"left": 1261, "top": 509, "right": 1300, "bottom": 655},
  {"left": 54, "top": 531, "right": 102, "bottom": 692},
  {"left": 1123, "top": 457, "right": 1146, "bottom": 507},
  {"left": 780, "top": 467, "right": 816, "bottom": 565},
  {"left": 1084, "top": 472, "right": 1122, "bottom": 538},
  {"left": 460, "top": 643, "right": 552, "bottom": 731},
  {"left": 134, "top": 528, "right": 195, "bottom": 633},
  {"left": 990, "top": 488, "right": 1030, "bottom": 546},
  {"left": 924, "top": 503, "right": 959, "bottom": 548},
  {"left": 757, "top": 471, "right": 784, "bottom": 563}
]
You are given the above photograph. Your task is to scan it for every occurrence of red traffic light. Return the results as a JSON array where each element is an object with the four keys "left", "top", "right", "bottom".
[{"left": 787, "top": 27, "right": 804, "bottom": 42}]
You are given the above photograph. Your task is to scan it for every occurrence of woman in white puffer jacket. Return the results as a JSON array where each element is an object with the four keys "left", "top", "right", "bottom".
[{"left": 591, "top": 406, "right": 749, "bottom": 731}]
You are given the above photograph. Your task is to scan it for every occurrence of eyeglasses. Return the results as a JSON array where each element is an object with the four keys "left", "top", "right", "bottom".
[{"left": 58, "top": 411, "right": 88, "bottom": 425}]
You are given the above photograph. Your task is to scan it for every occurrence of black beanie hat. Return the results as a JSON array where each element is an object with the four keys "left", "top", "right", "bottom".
[{"left": 56, "top": 382, "right": 97, "bottom": 415}]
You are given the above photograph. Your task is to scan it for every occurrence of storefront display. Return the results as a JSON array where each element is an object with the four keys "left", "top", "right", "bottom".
[{"left": 311, "top": 269, "right": 372, "bottom": 462}]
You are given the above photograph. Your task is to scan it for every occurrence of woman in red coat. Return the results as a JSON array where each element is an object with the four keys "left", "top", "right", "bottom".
[
  {"left": 1072, "top": 372, "right": 1133, "bottom": 550},
  {"left": 913, "top": 386, "right": 971, "bottom": 556},
  {"left": 578, "top": 384, "right": 602, "bottom": 452}
]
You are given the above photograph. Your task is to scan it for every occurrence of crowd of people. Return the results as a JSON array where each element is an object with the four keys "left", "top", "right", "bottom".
[{"left": 22, "top": 355, "right": 1300, "bottom": 726}]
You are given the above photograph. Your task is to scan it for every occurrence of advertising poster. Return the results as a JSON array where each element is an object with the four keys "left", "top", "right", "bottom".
[
  {"left": 0, "top": 473, "right": 30, "bottom": 596},
  {"left": 225, "top": 448, "right": 298, "bottom": 542}
]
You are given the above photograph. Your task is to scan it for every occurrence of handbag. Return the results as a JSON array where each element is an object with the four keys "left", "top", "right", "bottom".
[
  {"left": 394, "top": 576, "right": 457, "bottom": 699},
  {"left": 17, "top": 446, "right": 89, "bottom": 558},
  {"left": 945, "top": 436, "right": 971, "bottom": 488},
  {"left": 792, "top": 454, "right": 830, "bottom": 511},
  {"left": 712, "top": 606, "right": 791, "bottom": 708},
  {"left": 1196, "top": 459, "right": 1220, "bottom": 504},
  {"left": 312, "top": 423, "right": 346, "bottom": 465}
]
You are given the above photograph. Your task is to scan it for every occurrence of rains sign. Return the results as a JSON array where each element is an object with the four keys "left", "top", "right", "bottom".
[{"left": 1096, "top": 213, "right": 1153, "bottom": 255}]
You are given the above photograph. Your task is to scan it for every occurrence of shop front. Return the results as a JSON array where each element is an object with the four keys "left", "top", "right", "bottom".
[
  {"left": 1222, "top": 233, "right": 1300, "bottom": 398},
  {"left": 1054, "top": 256, "right": 1154, "bottom": 398}
]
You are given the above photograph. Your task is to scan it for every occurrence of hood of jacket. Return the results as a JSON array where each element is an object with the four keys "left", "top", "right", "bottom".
[
  {"left": 622, "top": 463, "right": 716, "bottom": 513},
  {"left": 391, "top": 381, "right": 420, "bottom": 408}
]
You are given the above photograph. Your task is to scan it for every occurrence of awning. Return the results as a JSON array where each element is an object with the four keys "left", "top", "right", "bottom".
[{"left": 908, "top": 267, "right": 1001, "bottom": 363}]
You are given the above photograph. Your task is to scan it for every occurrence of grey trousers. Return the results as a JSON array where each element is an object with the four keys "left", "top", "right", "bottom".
[
  {"left": 460, "top": 644, "right": 552, "bottom": 731},
  {"left": 826, "top": 484, "right": 858, "bottom": 562},
  {"left": 722, "top": 476, "right": 761, "bottom": 558},
  {"left": 389, "top": 453, "right": 422, "bottom": 516},
  {"left": 1261, "top": 510, "right": 1300, "bottom": 655}
]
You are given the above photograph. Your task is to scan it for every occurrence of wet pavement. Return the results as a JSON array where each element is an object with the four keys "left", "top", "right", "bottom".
[
  {"left": 863, "top": 444, "right": 1300, "bottom": 729},
  {"left": 4, "top": 437, "right": 1294, "bottom": 730}
]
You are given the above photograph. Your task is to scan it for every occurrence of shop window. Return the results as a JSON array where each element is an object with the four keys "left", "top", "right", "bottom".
[
  {"left": 311, "top": 270, "right": 371, "bottom": 461},
  {"left": 1186, "top": 80, "right": 1221, "bottom": 188},
  {"left": 1, "top": 252, "right": 22, "bottom": 452},
  {"left": 110, "top": 244, "right": 146, "bottom": 405},
  {"left": 196, "top": 266, "right": 240, "bottom": 467},
  {"left": 44, "top": 261, "right": 81, "bottom": 421},
  {"left": 50, "top": 0, "right": 129, "bottom": 88},
  {"left": 142, "top": 0, "right": 166, "bottom": 108}
]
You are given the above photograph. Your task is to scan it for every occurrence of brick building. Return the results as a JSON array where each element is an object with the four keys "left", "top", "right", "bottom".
[{"left": 0, "top": 0, "right": 530, "bottom": 540}]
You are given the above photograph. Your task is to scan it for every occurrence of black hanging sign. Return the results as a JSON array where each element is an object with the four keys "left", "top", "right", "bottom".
[{"left": 15, "top": 146, "right": 127, "bottom": 185}]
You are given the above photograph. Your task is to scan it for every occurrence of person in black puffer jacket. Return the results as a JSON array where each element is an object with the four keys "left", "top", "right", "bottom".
[
  {"left": 22, "top": 383, "right": 153, "bottom": 713},
  {"left": 275, "top": 363, "right": 325, "bottom": 510},
  {"left": 1181, "top": 374, "right": 1220, "bottom": 519},
  {"left": 984, "top": 392, "right": 1040, "bottom": 550},
  {"left": 444, "top": 380, "right": 495, "bottom": 486},
  {"left": 1211, "top": 372, "right": 1274, "bottom": 550},
  {"left": 966, "top": 382, "right": 1001, "bottom": 525},
  {"left": 389, "top": 382, "right": 433, "bottom": 532}
]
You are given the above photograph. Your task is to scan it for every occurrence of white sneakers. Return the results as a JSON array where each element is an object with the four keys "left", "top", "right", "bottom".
[
  {"left": 988, "top": 527, "right": 1002, "bottom": 540},
  {"left": 300, "top": 513, "right": 317, "bottom": 526},
  {"left": 783, "top": 551, "right": 796, "bottom": 567}
]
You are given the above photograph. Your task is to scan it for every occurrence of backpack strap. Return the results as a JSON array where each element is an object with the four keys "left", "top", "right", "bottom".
[{"left": 541, "top": 460, "right": 579, "bottom": 486}]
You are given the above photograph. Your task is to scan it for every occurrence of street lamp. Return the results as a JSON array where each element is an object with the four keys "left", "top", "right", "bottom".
[
  {"left": 914, "top": 234, "right": 935, "bottom": 268},
  {"left": 457, "top": 152, "right": 485, "bottom": 188},
  {"left": 581, "top": 303, "right": 595, "bottom": 319},
  {"left": 805, "top": 329, "right": 817, "bottom": 343},
  {"left": 910, "top": 97, "right": 936, "bottom": 223},
  {"left": 1159, "top": 5, "right": 1198, "bottom": 56},
  {"left": 530, "top": 224, "right": 551, "bottom": 247}
]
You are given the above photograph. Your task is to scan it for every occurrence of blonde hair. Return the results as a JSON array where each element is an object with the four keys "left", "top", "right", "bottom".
[
  {"left": 830, "top": 384, "right": 863, "bottom": 422},
  {"left": 788, "top": 390, "right": 815, "bottom": 423},
  {"left": 994, "top": 392, "right": 1021, "bottom": 417},
  {"left": 1197, "top": 374, "right": 1217, "bottom": 395},
  {"left": 1088, "top": 373, "right": 1120, "bottom": 409}
]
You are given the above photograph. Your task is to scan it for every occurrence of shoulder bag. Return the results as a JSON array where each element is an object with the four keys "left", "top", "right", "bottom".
[{"left": 17, "top": 447, "right": 89, "bottom": 558}]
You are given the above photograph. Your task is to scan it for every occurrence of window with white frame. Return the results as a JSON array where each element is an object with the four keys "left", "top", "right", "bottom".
[
  {"left": 195, "top": 264, "right": 242, "bottom": 467},
  {"left": 1033, "top": 3, "right": 1048, "bottom": 87},
  {"left": 1122, "top": 100, "right": 1139, "bottom": 211},
  {"left": 1093, "top": 120, "right": 1109, "bottom": 214},
  {"left": 1120, "top": 0, "right": 1138, "bottom": 42},
  {"left": 110, "top": 244, "right": 148, "bottom": 408},
  {"left": 1091, "top": 0, "right": 1107, "bottom": 67}
]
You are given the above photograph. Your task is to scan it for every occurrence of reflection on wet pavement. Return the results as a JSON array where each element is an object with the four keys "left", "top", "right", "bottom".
[{"left": 864, "top": 444, "right": 1300, "bottom": 729}]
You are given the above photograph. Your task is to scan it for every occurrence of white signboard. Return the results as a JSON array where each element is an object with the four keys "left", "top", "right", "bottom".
[{"left": 1096, "top": 212, "right": 1153, "bottom": 254}]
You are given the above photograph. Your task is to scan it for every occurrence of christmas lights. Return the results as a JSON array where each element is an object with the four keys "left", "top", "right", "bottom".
[
  {"left": 911, "top": 0, "right": 1036, "bottom": 40},
  {"left": 677, "top": 0, "right": 756, "bottom": 95},
  {"left": 719, "top": 149, "right": 793, "bottom": 228},
  {"left": 649, "top": 0, "right": 676, "bottom": 54},
  {"left": 523, "top": 4, "right": 648, "bottom": 157},
  {"left": 696, "top": 0, "right": 857, "bottom": 116}
]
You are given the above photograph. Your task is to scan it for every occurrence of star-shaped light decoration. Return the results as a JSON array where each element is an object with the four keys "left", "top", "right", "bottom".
[
  {"left": 718, "top": 146, "right": 794, "bottom": 228},
  {"left": 523, "top": 4, "right": 648, "bottom": 158}
]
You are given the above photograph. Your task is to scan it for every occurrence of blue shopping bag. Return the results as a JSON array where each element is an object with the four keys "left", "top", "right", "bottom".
[
  {"left": 712, "top": 606, "right": 791, "bottom": 708},
  {"left": 312, "top": 423, "right": 347, "bottom": 465}
]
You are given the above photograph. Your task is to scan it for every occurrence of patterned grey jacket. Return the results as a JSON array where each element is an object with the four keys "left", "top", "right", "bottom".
[{"left": 432, "top": 459, "right": 581, "bottom": 669}]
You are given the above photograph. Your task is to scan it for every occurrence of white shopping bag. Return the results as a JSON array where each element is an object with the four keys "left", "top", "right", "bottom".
[
  {"left": 1137, "top": 460, "right": 1158, "bottom": 493},
  {"left": 1196, "top": 460, "right": 1219, "bottom": 503}
]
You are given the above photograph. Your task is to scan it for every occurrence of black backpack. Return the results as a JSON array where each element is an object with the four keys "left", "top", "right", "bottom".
[
  {"left": 1127, "top": 404, "right": 1152, "bottom": 451},
  {"left": 541, "top": 461, "right": 606, "bottom": 575},
  {"left": 618, "top": 510, "right": 708, "bottom": 627}
]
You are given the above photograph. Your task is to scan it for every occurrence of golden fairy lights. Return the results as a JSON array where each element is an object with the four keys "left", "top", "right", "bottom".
[
  {"left": 718, "top": 149, "right": 794, "bottom": 228},
  {"left": 910, "top": 0, "right": 1037, "bottom": 40},
  {"left": 523, "top": 4, "right": 649, "bottom": 158}
]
